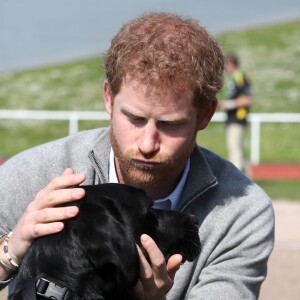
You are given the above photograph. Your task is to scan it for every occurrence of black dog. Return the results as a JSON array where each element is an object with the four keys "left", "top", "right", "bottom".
[{"left": 11, "top": 183, "right": 201, "bottom": 300}]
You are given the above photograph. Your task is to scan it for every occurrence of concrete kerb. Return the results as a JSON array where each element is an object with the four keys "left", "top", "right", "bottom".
[{"left": 260, "top": 200, "right": 300, "bottom": 300}]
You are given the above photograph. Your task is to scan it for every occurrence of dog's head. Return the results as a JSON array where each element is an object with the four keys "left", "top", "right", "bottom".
[
  {"left": 147, "top": 209, "right": 201, "bottom": 262},
  {"left": 78, "top": 184, "right": 201, "bottom": 298},
  {"left": 14, "top": 184, "right": 201, "bottom": 300}
]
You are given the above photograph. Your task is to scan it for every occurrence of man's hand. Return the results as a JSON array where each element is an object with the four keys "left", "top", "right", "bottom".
[
  {"left": 4, "top": 168, "right": 86, "bottom": 267},
  {"left": 133, "top": 234, "right": 182, "bottom": 300},
  {"left": 218, "top": 96, "right": 252, "bottom": 111},
  {"left": 218, "top": 99, "right": 236, "bottom": 110}
]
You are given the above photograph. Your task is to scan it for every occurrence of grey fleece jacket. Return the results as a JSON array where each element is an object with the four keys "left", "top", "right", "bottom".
[{"left": 0, "top": 128, "right": 275, "bottom": 299}]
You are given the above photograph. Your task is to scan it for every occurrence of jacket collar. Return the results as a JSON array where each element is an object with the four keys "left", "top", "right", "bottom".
[
  {"left": 88, "top": 128, "right": 111, "bottom": 184},
  {"left": 177, "top": 146, "right": 218, "bottom": 211}
]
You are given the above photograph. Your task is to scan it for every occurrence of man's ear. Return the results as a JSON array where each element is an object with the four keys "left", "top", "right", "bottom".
[
  {"left": 103, "top": 79, "right": 113, "bottom": 115},
  {"left": 196, "top": 99, "right": 218, "bottom": 130}
]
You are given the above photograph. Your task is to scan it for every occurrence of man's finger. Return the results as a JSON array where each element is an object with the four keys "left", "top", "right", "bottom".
[
  {"left": 136, "top": 243, "right": 153, "bottom": 280},
  {"left": 166, "top": 254, "right": 182, "bottom": 281},
  {"left": 62, "top": 168, "right": 75, "bottom": 176},
  {"left": 46, "top": 173, "right": 86, "bottom": 191},
  {"left": 32, "top": 187, "right": 85, "bottom": 210},
  {"left": 34, "top": 172, "right": 86, "bottom": 206},
  {"left": 139, "top": 234, "right": 175, "bottom": 296},
  {"left": 140, "top": 234, "right": 166, "bottom": 271}
]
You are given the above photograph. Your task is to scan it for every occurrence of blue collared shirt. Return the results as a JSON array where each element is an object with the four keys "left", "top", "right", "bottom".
[{"left": 109, "top": 148, "right": 190, "bottom": 210}]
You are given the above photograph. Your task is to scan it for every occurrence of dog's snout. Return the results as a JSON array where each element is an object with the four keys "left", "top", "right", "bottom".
[{"left": 190, "top": 215, "right": 198, "bottom": 226}]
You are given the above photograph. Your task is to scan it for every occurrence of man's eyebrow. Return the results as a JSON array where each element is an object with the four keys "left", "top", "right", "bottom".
[
  {"left": 120, "top": 106, "right": 190, "bottom": 123},
  {"left": 157, "top": 115, "right": 190, "bottom": 123},
  {"left": 120, "top": 107, "right": 143, "bottom": 118}
]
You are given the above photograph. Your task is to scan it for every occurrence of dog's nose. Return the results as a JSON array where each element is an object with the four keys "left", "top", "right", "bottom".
[{"left": 190, "top": 214, "right": 198, "bottom": 226}]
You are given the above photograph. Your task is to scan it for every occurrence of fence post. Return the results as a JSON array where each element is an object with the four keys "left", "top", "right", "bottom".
[
  {"left": 69, "top": 113, "right": 79, "bottom": 135},
  {"left": 250, "top": 117, "right": 261, "bottom": 165}
]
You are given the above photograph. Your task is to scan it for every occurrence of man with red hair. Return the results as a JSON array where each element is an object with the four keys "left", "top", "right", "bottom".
[{"left": 0, "top": 12, "right": 274, "bottom": 299}]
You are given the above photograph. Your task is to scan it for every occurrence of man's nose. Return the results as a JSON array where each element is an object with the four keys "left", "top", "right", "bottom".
[{"left": 138, "top": 122, "right": 160, "bottom": 155}]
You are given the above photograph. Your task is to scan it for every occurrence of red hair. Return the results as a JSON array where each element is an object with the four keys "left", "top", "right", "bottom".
[{"left": 104, "top": 12, "right": 224, "bottom": 106}]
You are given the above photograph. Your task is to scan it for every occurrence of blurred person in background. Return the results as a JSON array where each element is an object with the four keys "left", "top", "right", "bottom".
[{"left": 219, "top": 54, "right": 252, "bottom": 173}]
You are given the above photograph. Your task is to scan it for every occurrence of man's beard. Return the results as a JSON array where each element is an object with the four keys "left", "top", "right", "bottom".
[{"left": 110, "top": 128, "right": 194, "bottom": 189}]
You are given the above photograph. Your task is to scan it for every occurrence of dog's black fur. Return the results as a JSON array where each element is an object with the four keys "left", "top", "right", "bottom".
[{"left": 11, "top": 184, "right": 201, "bottom": 300}]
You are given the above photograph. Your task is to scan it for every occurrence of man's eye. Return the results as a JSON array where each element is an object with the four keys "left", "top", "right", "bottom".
[
  {"left": 160, "top": 121, "right": 183, "bottom": 127},
  {"left": 129, "top": 116, "right": 145, "bottom": 123},
  {"left": 159, "top": 121, "right": 182, "bottom": 129}
]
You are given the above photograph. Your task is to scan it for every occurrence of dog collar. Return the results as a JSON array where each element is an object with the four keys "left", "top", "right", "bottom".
[{"left": 36, "top": 277, "right": 73, "bottom": 300}]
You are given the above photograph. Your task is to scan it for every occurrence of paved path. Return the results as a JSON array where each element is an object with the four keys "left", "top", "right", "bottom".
[
  {"left": 260, "top": 200, "right": 300, "bottom": 300},
  {"left": 1, "top": 200, "right": 299, "bottom": 300}
]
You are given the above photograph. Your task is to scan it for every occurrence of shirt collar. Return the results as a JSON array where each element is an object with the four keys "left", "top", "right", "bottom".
[
  {"left": 109, "top": 148, "right": 119, "bottom": 184},
  {"left": 153, "top": 158, "right": 190, "bottom": 210},
  {"left": 108, "top": 148, "right": 190, "bottom": 210}
]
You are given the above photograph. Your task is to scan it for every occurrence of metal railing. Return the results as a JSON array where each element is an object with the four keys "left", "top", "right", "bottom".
[{"left": 1, "top": 110, "right": 300, "bottom": 165}]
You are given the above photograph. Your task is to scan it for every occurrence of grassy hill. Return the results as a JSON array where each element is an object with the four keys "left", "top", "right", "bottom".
[
  {"left": 0, "top": 19, "right": 300, "bottom": 163},
  {"left": 218, "top": 19, "right": 300, "bottom": 113}
]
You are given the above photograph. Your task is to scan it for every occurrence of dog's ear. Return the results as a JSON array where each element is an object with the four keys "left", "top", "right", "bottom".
[
  {"left": 77, "top": 184, "right": 149, "bottom": 295},
  {"left": 85, "top": 183, "right": 153, "bottom": 212}
]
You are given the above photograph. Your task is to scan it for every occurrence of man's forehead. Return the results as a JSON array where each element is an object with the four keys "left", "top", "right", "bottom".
[{"left": 122, "top": 77, "right": 193, "bottom": 104}]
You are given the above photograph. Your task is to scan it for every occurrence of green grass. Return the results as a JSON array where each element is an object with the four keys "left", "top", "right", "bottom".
[
  {"left": 203, "top": 19, "right": 300, "bottom": 165},
  {"left": 255, "top": 180, "right": 300, "bottom": 201},
  {"left": 196, "top": 122, "right": 300, "bottom": 164},
  {"left": 0, "top": 19, "right": 300, "bottom": 199},
  {"left": 0, "top": 57, "right": 108, "bottom": 158},
  {"left": 218, "top": 19, "right": 300, "bottom": 113},
  {"left": 0, "top": 119, "right": 111, "bottom": 157},
  {"left": 0, "top": 57, "right": 106, "bottom": 111}
]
